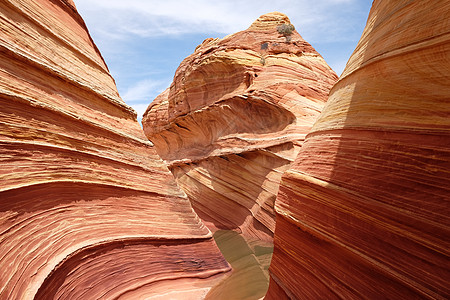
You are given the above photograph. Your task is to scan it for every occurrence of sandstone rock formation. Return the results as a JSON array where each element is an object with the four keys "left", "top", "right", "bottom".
[
  {"left": 143, "top": 12, "right": 337, "bottom": 297},
  {"left": 0, "top": 1, "right": 230, "bottom": 299},
  {"left": 267, "top": 1, "right": 450, "bottom": 298}
]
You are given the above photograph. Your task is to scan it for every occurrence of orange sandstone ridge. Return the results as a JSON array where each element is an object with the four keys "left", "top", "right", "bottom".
[
  {"left": 142, "top": 12, "right": 338, "bottom": 297},
  {"left": 0, "top": 1, "right": 229, "bottom": 299},
  {"left": 266, "top": 0, "right": 450, "bottom": 298},
  {"left": 1, "top": 0, "right": 449, "bottom": 299},
  {"left": 142, "top": 11, "right": 337, "bottom": 241}
]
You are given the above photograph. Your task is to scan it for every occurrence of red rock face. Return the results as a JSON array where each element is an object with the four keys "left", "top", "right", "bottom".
[
  {"left": 0, "top": 1, "right": 229, "bottom": 299},
  {"left": 267, "top": 1, "right": 450, "bottom": 298},
  {"left": 143, "top": 11, "right": 337, "bottom": 241},
  {"left": 143, "top": 12, "right": 337, "bottom": 297}
]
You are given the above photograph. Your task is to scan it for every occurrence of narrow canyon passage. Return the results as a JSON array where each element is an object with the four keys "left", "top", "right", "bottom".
[
  {"left": 142, "top": 12, "right": 338, "bottom": 298},
  {"left": 0, "top": 0, "right": 448, "bottom": 299}
]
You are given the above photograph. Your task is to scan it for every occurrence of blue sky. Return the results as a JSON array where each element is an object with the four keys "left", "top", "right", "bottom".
[{"left": 75, "top": 0, "right": 373, "bottom": 121}]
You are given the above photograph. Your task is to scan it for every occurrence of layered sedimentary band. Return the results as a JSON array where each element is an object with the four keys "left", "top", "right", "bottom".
[
  {"left": 0, "top": 1, "right": 229, "bottom": 299},
  {"left": 143, "top": 12, "right": 337, "bottom": 242},
  {"left": 143, "top": 12, "right": 337, "bottom": 297},
  {"left": 267, "top": 1, "right": 450, "bottom": 298}
]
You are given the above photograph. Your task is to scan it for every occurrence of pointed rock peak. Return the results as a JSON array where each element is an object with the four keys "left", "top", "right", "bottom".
[{"left": 249, "top": 12, "right": 292, "bottom": 31}]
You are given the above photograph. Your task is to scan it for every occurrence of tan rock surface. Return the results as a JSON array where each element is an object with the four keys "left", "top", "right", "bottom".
[
  {"left": 0, "top": 1, "right": 229, "bottom": 299},
  {"left": 267, "top": 1, "right": 450, "bottom": 298},
  {"left": 143, "top": 11, "right": 337, "bottom": 242},
  {"left": 143, "top": 12, "right": 337, "bottom": 298}
]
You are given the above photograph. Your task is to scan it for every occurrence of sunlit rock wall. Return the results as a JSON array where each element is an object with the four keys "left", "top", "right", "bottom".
[
  {"left": 0, "top": 1, "right": 230, "bottom": 299},
  {"left": 267, "top": 1, "right": 450, "bottom": 298},
  {"left": 143, "top": 12, "right": 337, "bottom": 298},
  {"left": 143, "top": 12, "right": 337, "bottom": 242}
]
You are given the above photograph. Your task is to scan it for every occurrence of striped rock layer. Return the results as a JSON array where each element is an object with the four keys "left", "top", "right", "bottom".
[
  {"left": 0, "top": 1, "right": 230, "bottom": 299},
  {"left": 267, "top": 1, "right": 450, "bottom": 299},
  {"left": 142, "top": 12, "right": 337, "bottom": 298},
  {"left": 142, "top": 12, "right": 337, "bottom": 241}
]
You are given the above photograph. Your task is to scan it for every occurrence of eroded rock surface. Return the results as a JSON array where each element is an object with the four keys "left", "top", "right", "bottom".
[
  {"left": 267, "top": 1, "right": 450, "bottom": 298},
  {"left": 143, "top": 11, "right": 337, "bottom": 241},
  {"left": 143, "top": 12, "right": 337, "bottom": 298},
  {"left": 0, "top": 1, "right": 229, "bottom": 299}
]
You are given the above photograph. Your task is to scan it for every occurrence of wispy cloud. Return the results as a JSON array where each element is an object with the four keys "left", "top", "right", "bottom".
[
  {"left": 119, "top": 78, "right": 170, "bottom": 120},
  {"left": 131, "top": 103, "right": 154, "bottom": 122},
  {"left": 121, "top": 79, "right": 169, "bottom": 103},
  {"left": 76, "top": 0, "right": 363, "bottom": 43}
]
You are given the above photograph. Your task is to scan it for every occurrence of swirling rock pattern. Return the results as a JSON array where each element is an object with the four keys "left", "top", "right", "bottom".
[
  {"left": 143, "top": 11, "right": 337, "bottom": 243},
  {"left": 0, "top": 0, "right": 229, "bottom": 299},
  {"left": 267, "top": 1, "right": 450, "bottom": 298},
  {"left": 143, "top": 12, "right": 337, "bottom": 297}
]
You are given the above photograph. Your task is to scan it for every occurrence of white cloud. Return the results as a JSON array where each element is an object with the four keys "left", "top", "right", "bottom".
[
  {"left": 75, "top": 0, "right": 361, "bottom": 43},
  {"left": 121, "top": 78, "right": 170, "bottom": 104},
  {"left": 131, "top": 103, "right": 152, "bottom": 122}
]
